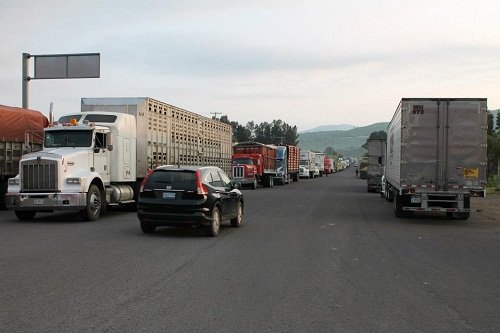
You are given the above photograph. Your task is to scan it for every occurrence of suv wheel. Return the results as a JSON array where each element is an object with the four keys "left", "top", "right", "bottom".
[
  {"left": 206, "top": 206, "right": 221, "bottom": 237},
  {"left": 230, "top": 201, "right": 243, "bottom": 227},
  {"left": 140, "top": 221, "right": 156, "bottom": 233},
  {"left": 15, "top": 210, "right": 36, "bottom": 221}
]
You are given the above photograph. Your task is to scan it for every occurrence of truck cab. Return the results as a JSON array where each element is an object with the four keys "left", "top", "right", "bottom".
[{"left": 6, "top": 112, "right": 137, "bottom": 221}]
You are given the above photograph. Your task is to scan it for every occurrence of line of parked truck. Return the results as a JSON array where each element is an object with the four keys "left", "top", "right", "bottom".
[
  {"left": 363, "top": 98, "right": 488, "bottom": 220},
  {"left": 2, "top": 97, "right": 345, "bottom": 222}
]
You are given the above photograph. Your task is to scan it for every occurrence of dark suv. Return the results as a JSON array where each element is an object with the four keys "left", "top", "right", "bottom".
[{"left": 137, "top": 166, "right": 243, "bottom": 236}]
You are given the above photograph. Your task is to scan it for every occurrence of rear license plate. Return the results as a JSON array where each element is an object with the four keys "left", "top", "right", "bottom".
[
  {"left": 163, "top": 192, "right": 176, "bottom": 200},
  {"left": 411, "top": 197, "right": 421, "bottom": 204},
  {"left": 34, "top": 199, "right": 44, "bottom": 205}
]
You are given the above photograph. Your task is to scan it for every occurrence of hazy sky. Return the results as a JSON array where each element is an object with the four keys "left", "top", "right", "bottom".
[{"left": 2, "top": 0, "right": 500, "bottom": 131}]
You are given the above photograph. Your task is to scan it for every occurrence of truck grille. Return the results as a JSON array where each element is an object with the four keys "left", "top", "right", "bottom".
[
  {"left": 21, "top": 159, "right": 58, "bottom": 192},
  {"left": 232, "top": 166, "right": 244, "bottom": 178}
]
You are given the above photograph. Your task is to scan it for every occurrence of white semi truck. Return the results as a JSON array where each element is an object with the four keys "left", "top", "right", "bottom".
[
  {"left": 383, "top": 98, "right": 487, "bottom": 219},
  {"left": 315, "top": 152, "right": 326, "bottom": 177},
  {"left": 299, "top": 150, "right": 317, "bottom": 178},
  {"left": 6, "top": 97, "right": 232, "bottom": 221}
]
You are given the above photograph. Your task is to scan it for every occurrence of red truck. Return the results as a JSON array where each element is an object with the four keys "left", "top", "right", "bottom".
[
  {"left": 232, "top": 141, "right": 277, "bottom": 189},
  {"left": 324, "top": 157, "right": 334, "bottom": 175}
]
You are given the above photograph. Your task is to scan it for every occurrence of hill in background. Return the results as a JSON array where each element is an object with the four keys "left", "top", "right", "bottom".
[
  {"left": 298, "top": 122, "right": 389, "bottom": 158},
  {"left": 300, "top": 124, "right": 355, "bottom": 133}
]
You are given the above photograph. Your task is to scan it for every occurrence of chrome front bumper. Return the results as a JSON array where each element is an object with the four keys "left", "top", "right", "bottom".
[{"left": 5, "top": 192, "right": 87, "bottom": 210}]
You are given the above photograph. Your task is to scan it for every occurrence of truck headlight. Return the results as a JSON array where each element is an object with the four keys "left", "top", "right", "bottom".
[
  {"left": 66, "top": 178, "right": 81, "bottom": 185},
  {"left": 8, "top": 178, "right": 20, "bottom": 185}
]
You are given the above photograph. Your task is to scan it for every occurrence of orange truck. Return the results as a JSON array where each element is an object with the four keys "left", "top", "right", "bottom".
[
  {"left": 231, "top": 141, "right": 277, "bottom": 189},
  {"left": 0, "top": 105, "right": 48, "bottom": 209}
]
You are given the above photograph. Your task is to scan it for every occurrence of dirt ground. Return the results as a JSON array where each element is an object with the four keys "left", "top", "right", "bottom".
[{"left": 472, "top": 193, "right": 500, "bottom": 222}]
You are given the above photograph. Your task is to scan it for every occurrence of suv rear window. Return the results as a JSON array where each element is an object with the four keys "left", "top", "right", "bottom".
[{"left": 145, "top": 170, "right": 197, "bottom": 190}]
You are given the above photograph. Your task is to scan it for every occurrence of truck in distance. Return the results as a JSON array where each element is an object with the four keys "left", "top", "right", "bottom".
[
  {"left": 366, "top": 139, "right": 386, "bottom": 192},
  {"left": 315, "top": 152, "right": 326, "bottom": 177},
  {"left": 231, "top": 141, "right": 277, "bottom": 189},
  {"left": 299, "top": 150, "right": 317, "bottom": 178},
  {"left": 383, "top": 98, "right": 487, "bottom": 219},
  {"left": 274, "top": 144, "right": 300, "bottom": 185},
  {"left": 6, "top": 97, "right": 232, "bottom": 221}
]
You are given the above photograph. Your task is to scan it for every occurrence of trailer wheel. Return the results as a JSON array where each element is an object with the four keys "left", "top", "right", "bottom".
[
  {"left": 393, "top": 190, "right": 412, "bottom": 218},
  {"left": 81, "top": 185, "right": 102, "bottom": 221},
  {"left": 15, "top": 210, "right": 36, "bottom": 221}
]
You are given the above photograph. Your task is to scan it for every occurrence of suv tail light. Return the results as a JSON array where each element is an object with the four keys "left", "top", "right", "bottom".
[
  {"left": 196, "top": 170, "right": 208, "bottom": 195},
  {"left": 139, "top": 169, "right": 155, "bottom": 193}
]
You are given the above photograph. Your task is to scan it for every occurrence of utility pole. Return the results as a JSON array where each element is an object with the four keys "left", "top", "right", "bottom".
[
  {"left": 22, "top": 53, "right": 30, "bottom": 108},
  {"left": 210, "top": 111, "right": 221, "bottom": 120}
]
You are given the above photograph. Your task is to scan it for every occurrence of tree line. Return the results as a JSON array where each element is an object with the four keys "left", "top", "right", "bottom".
[
  {"left": 487, "top": 112, "right": 500, "bottom": 180},
  {"left": 218, "top": 116, "right": 299, "bottom": 146}
]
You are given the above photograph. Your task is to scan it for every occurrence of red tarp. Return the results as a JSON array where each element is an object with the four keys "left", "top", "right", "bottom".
[{"left": 0, "top": 104, "right": 49, "bottom": 143}]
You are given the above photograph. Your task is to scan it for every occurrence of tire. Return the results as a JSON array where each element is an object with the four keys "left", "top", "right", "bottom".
[
  {"left": 140, "top": 221, "right": 156, "bottom": 233},
  {"left": 15, "top": 210, "right": 36, "bottom": 221},
  {"left": 205, "top": 205, "right": 221, "bottom": 237},
  {"left": 393, "top": 190, "right": 412, "bottom": 218},
  {"left": 251, "top": 178, "right": 257, "bottom": 190},
  {"left": 230, "top": 201, "right": 243, "bottom": 227},
  {"left": 81, "top": 185, "right": 102, "bottom": 221}
]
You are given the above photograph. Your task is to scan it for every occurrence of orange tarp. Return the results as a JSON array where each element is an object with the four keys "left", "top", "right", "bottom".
[{"left": 0, "top": 104, "right": 49, "bottom": 143}]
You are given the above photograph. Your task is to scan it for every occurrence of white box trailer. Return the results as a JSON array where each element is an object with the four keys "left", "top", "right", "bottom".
[{"left": 383, "top": 98, "right": 487, "bottom": 219}]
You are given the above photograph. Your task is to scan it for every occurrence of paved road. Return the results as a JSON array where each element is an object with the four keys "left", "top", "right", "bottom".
[{"left": 1, "top": 168, "right": 499, "bottom": 332}]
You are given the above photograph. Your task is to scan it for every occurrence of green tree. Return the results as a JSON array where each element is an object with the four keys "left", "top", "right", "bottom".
[
  {"left": 488, "top": 112, "right": 495, "bottom": 135},
  {"left": 324, "top": 146, "right": 337, "bottom": 157},
  {"left": 218, "top": 115, "right": 299, "bottom": 146}
]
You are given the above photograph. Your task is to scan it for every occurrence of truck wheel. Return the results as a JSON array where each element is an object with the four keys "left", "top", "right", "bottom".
[
  {"left": 205, "top": 205, "right": 221, "bottom": 237},
  {"left": 81, "top": 185, "right": 102, "bottom": 221},
  {"left": 230, "top": 201, "right": 243, "bottom": 227},
  {"left": 15, "top": 210, "right": 36, "bottom": 221}
]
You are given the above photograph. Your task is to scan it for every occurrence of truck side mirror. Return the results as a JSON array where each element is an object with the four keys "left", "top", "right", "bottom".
[{"left": 107, "top": 144, "right": 113, "bottom": 151}]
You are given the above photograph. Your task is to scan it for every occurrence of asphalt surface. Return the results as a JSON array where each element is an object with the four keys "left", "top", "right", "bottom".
[{"left": 1, "top": 168, "right": 500, "bottom": 333}]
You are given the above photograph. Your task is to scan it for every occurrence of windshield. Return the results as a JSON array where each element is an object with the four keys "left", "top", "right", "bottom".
[
  {"left": 299, "top": 160, "right": 308, "bottom": 166},
  {"left": 44, "top": 130, "right": 93, "bottom": 148},
  {"left": 276, "top": 159, "right": 284, "bottom": 168},
  {"left": 233, "top": 158, "right": 253, "bottom": 165}
]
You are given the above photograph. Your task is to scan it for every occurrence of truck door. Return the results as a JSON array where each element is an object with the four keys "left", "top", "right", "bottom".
[
  {"left": 445, "top": 100, "right": 487, "bottom": 189},
  {"left": 403, "top": 100, "right": 440, "bottom": 187},
  {"left": 93, "top": 130, "right": 110, "bottom": 184}
]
